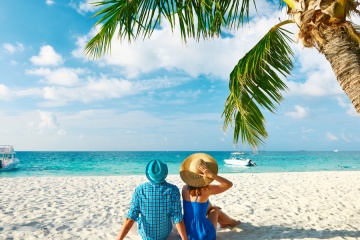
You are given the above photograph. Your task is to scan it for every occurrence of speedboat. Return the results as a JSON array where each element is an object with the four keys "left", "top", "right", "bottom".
[
  {"left": 0, "top": 145, "right": 20, "bottom": 170},
  {"left": 224, "top": 152, "right": 256, "bottom": 167}
]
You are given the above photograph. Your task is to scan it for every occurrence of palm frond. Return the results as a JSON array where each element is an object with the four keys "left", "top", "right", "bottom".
[
  {"left": 85, "top": 0, "right": 256, "bottom": 59},
  {"left": 222, "top": 21, "right": 295, "bottom": 150}
]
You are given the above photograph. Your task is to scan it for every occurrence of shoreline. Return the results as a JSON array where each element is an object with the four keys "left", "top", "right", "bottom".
[
  {"left": 1, "top": 171, "right": 359, "bottom": 239},
  {"left": 2, "top": 168, "right": 360, "bottom": 179}
]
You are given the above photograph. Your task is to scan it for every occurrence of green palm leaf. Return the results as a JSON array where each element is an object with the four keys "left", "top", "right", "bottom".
[
  {"left": 84, "top": 1, "right": 297, "bottom": 150},
  {"left": 85, "top": 0, "right": 256, "bottom": 59},
  {"left": 222, "top": 20, "right": 294, "bottom": 149}
]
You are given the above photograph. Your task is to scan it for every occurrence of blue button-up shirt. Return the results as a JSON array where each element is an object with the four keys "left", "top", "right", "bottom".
[{"left": 127, "top": 181, "right": 183, "bottom": 240}]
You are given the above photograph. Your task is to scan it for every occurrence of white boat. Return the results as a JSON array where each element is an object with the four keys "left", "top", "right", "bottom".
[
  {"left": 0, "top": 145, "right": 20, "bottom": 170},
  {"left": 224, "top": 152, "right": 256, "bottom": 167}
]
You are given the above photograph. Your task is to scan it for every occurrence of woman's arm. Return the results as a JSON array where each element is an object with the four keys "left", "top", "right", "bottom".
[
  {"left": 175, "top": 220, "right": 188, "bottom": 240},
  {"left": 198, "top": 164, "right": 233, "bottom": 195}
]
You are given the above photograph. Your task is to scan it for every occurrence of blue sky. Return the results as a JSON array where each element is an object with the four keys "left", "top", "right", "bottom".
[{"left": 1, "top": 1, "right": 359, "bottom": 151}]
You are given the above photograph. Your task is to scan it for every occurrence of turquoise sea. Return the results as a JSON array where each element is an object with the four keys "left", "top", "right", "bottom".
[{"left": 1, "top": 151, "right": 359, "bottom": 178}]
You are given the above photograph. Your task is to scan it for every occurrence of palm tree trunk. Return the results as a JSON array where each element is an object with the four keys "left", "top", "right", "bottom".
[{"left": 316, "top": 22, "right": 360, "bottom": 114}]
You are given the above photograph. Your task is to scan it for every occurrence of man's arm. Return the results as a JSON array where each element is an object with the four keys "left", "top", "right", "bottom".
[
  {"left": 117, "top": 187, "right": 140, "bottom": 240},
  {"left": 175, "top": 219, "right": 188, "bottom": 240},
  {"left": 170, "top": 185, "right": 188, "bottom": 239},
  {"left": 116, "top": 218, "right": 135, "bottom": 240}
]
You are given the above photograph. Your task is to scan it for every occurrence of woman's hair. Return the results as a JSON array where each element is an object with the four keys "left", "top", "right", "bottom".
[{"left": 188, "top": 185, "right": 209, "bottom": 197}]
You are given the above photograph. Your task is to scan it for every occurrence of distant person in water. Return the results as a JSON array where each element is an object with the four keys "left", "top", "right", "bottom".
[
  {"left": 116, "top": 159, "right": 188, "bottom": 240},
  {"left": 180, "top": 153, "right": 241, "bottom": 240}
]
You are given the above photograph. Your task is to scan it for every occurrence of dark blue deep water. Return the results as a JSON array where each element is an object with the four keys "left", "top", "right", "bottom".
[{"left": 1, "top": 151, "right": 359, "bottom": 177}]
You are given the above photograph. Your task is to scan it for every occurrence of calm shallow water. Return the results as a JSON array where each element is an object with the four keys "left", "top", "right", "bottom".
[{"left": 1, "top": 151, "right": 359, "bottom": 178}]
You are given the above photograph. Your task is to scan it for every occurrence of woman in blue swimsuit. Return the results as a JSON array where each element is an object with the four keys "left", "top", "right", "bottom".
[{"left": 180, "top": 153, "right": 241, "bottom": 240}]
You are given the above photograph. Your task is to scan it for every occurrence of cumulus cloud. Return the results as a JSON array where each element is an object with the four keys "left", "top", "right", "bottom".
[
  {"left": 285, "top": 47, "right": 343, "bottom": 97},
  {"left": 3, "top": 42, "right": 24, "bottom": 54},
  {"left": 74, "top": 7, "right": 286, "bottom": 79},
  {"left": 326, "top": 132, "right": 338, "bottom": 141},
  {"left": 285, "top": 105, "right": 309, "bottom": 119},
  {"left": 74, "top": 4, "right": 347, "bottom": 103},
  {"left": 30, "top": 45, "right": 63, "bottom": 66},
  {"left": 26, "top": 67, "right": 85, "bottom": 86}
]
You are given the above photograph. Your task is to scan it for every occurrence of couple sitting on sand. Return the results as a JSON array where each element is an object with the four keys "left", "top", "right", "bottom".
[{"left": 116, "top": 153, "right": 241, "bottom": 240}]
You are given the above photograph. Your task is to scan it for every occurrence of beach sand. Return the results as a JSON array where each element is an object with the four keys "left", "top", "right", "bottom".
[{"left": 0, "top": 171, "right": 359, "bottom": 240}]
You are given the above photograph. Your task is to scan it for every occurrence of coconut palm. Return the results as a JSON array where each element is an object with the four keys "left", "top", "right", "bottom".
[{"left": 85, "top": 0, "right": 360, "bottom": 149}]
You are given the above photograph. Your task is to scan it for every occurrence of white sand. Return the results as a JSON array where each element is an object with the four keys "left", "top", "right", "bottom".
[{"left": 0, "top": 171, "right": 359, "bottom": 240}]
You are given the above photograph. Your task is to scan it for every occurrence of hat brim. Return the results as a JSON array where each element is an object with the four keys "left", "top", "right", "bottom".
[{"left": 180, "top": 153, "right": 218, "bottom": 187}]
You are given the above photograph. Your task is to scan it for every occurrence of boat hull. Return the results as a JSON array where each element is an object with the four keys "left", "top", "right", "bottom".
[
  {"left": 224, "top": 152, "right": 256, "bottom": 167},
  {"left": 224, "top": 159, "right": 251, "bottom": 166},
  {"left": 1, "top": 158, "right": 20, "bottom": 170}
]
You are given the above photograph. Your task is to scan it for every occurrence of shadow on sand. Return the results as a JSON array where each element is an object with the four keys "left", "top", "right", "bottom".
[{"left": 216, "top": 222, "right": 360, "bottom": 240}]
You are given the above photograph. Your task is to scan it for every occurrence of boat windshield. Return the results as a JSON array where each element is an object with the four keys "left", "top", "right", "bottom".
[
  {"left": 1, "top": 153, "right": 11, "bottom": 159},
  {"left": 230, "top": 152, "right": 245, "bottom": 160}
]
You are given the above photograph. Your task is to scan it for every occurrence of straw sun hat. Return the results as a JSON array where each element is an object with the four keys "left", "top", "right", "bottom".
[{"left": 180, "top": 153, "right": 218, "bottom": 187}]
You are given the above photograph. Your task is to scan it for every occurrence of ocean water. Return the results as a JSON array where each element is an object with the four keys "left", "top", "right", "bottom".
[{"left": 1, "top": 151, "right": 359, "bottom": 178}]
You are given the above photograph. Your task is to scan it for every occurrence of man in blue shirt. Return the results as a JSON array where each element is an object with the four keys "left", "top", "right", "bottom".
[{"left": 116, "top": 160, "right": 188, "bottom": 240}]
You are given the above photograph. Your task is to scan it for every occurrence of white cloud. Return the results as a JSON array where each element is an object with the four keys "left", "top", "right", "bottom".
[
  {"left": 38, "top": 75, "right": 187, "bottom": 106},
  {"left": 285, "top": 47, "right": 343, "bottom": 97},
  {"left": 3, "top": 42, "right": 24, "bottom": 54},
  {"left": 26, "top": 67, "right": 85, "bottom": 86},
  {"left": 75, "top": 5, "right": 347, "bottom": 104},
  {"left": 46, "top": 0, "right": 55, "bottom": 5},
  {"left": 0, "top": 73, "right": 189, "bottom": 105},
  {"left": 33, "top": 76, "right": 133, "bottom": 106},
  {"left": 74, "top": 8, "right": 287, "bottom": 79},
  {"left": 0, "top": 85, "right": 43, "bottom": 102},
  {"left": 285, "top": 105, "right": 309, "bottom": 119},
  {"left": 336, "top": 96, "right": 358, "bottom": 117},
  {"left": 16, "top": 88, "right": 43, "bottom": 98},
  {"left": 3, "top": 43, "right": 16, "bottom": 53},
  {"left": 70, "top": 0, "right": 98, "bottom": 15},
  {"left": 38, "top": 111, "right": 59, "bottom": 129},
  {"left": 326, "top": 132, "right": 338, "bottom": 141},
  {"left": 30, "top": 45, "right": 63, "bottom": 66},
  {"left": 0, "top": 84, "right": 11, "bottom": 100}
]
